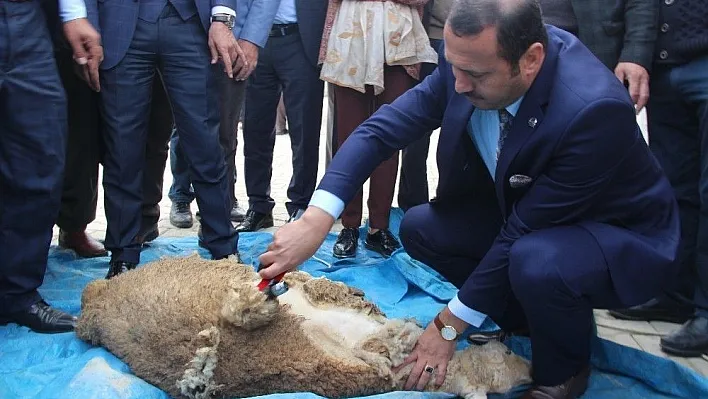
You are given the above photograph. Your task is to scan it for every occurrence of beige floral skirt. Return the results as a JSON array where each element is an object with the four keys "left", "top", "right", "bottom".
[{"left": 320, "top": 0, "right": 439, "bottom": 95}]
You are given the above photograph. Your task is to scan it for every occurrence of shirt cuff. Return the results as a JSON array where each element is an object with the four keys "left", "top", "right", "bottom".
[
  {"left": 448, "top": 295, "right": 488, "bottom": 328},
  {"left": 308, "top": 190, "right": 345, "bottom": 220},
  {"left": 212, "top": 6, "right": 236, "bottom": 17},
  {"left": 59, "top": 0, "right": 87, "bottom": 23}
]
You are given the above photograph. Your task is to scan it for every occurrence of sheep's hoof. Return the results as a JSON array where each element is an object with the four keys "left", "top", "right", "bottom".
[{"left": 219, "top": 280, "right": 278, "bottom": 330}]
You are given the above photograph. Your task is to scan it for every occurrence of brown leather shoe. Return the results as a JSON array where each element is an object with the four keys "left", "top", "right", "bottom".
[
  {"left": 59, "top": 229, "right": 108, "bottom": 258},
  {"left": 521, "top": 367, "right": 590, "bottom": 399}
]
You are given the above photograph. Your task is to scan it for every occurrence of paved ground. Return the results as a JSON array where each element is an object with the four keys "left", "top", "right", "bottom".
[{"left": 50, "top": 93, "right": 708, "bottom": 378}]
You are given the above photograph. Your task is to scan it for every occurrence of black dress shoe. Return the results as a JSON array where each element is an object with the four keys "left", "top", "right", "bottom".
[
  {"left": 660, "top": 316, "right": 708, "bottom": 357},
  {"left": 230, "top": 201, "right": 247, "bottom": 223},
  {"left": 0, "top": 300, "right": 76, "bottom": 334},
  {"left": 106, "top": 260, "right": 137, "bottom": 279},
  {"left": 137, "top": 223, "right": 159, "bottom": 245},
  {"left": 365, "top": 229, "right": 401, "bottom": 257},
  {"left": 287, "top": 208, "right": 306, "bottom": 223},
  {"left": 333, "top": 227, "right": 359, "bottom": 258},
  {"left": 467, "top": 327, "right": 531, "bottom": 345},
  {"left": 608, "top": 297, "right": 693, "bottom": 324},
  {"left": 170, "top": 201, "right": 193, "bottom": 228},
  {"left": 521, "top": 366, "right": 590, "bottom": 399},
  {"left": 235, "top": 209, "right": 274, "bottom": 232}
]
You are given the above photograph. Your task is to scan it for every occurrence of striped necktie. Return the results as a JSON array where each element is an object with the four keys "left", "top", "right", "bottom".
[{"left": 496, "top": 108, "right": 513, "bottom": 161}]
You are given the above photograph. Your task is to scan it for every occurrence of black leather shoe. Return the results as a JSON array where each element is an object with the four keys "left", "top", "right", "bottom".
[
  {"left": 660, "top": 316, "right": 708, "bottom": 357},
  {"left": 137, "top": 223, "right": 159, "bottom": 245},
  {"left": 287, "top": 208, "right": 306, "bottom": 223},
  {"left": 0, "top": 300, "right": 76, "bottom": 334},
  {"left": 106, "top": 260, "right": 137, "bottom": 279},
  {"left": 467, "top": 327, "right": 531, "bottom": 345},
  {"left": 334, "top": 227, "right": 359, "bottom": 258},
  {"left": 170, "top": 201, "right": 193, "bottom": 228},
  {"left": 521, "top": 366, "right": 590, "bottom": 399},
  {"left": 230, "top": 201, "right": 247, "bottom": 223},
  {"left": 235, "top": 209, "right": 274, "bottom": 232},
  {"left": 608, "top": 297, "right": 693, "bottom": 324},
  {"left": 365, "top": 229, "right": 401, "bottom": 257}
]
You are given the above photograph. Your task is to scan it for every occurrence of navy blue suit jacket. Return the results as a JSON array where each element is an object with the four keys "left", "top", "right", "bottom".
[
  {"left": 86, "top": 0, "right": 237, "bottom": 70},
  {"left": 318, "top": 27, "right": 681, "bottom": 312}
]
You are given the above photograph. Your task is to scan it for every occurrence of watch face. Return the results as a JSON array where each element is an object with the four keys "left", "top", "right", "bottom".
[{"left": 441, "top": 326, "right": 457, "bottom": 341}]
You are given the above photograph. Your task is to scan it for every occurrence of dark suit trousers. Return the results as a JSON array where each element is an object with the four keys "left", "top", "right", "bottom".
[
  {"left": 99, "top": 6, "right": 237, "bottom": 263},
  {"left": 399, "top": 203, "right": 624, "bottom": 386},
  {"left": 648, "top": 55, "right": 708, "bottom": 317},
  {"left": 334, "top": 66, "right": 414, "bottom": 229},
  {"left": 243, "top": 30, "right": 324, "bottom": 215},
  {"left": 169, "top": 74, "right": 245, "bottom": 208},
  {"left": 397, "top": 39, "right": 442, "bottom": 211},
  {"left": 54, "top": 47, "right": 101, "bottom": 232},
  {"left": 0, "top": 1, "right": 67, "bottom": 314},
  {"left": 140, "top": 78, "right": 174, "bottom": 229}
]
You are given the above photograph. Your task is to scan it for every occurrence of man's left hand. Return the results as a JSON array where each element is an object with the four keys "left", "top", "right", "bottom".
[
  {"left": 208, "top": 22, "right": 245, "bottom": 79},
  {"left": 614, "top": 62, "right": 650, "bottom": 114},
  {"left": 63, "top": 18, "right": 103, "bottom": 92},
  {"left": 394, "top": 322, "right": 456, "bottom": 391}
]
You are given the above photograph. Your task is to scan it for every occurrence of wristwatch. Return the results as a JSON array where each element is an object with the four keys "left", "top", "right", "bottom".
[
  {"left": 434, "top": 313, "right": 460, "bottom": 341},
  {"left": 211, "top": 14, "right": 235, "bottom": 30}
]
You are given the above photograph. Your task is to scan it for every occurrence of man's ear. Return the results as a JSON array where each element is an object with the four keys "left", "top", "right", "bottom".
[{"left": 519, "top": 42, "right": 545, "bottom": 78}]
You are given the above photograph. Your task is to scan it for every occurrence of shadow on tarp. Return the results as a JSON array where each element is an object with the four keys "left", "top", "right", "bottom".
[{"left": 1, "top": 209, "right": 707, "bottom": 398}]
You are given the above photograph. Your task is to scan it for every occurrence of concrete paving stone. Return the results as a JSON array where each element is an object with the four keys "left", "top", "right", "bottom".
[
  {"left": 595, "top": 313, "right": 660, "bottom": 336},
  {"left": 632, "top": 334, "right": 699, "bottom": 372},
  {"left": 650, "top": 321, "right": 683, "bottom": 336},
  {"left": 602, "top": 333, "right": 642, "bottom": 351}
]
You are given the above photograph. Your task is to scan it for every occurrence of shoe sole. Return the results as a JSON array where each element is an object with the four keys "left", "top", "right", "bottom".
[
  {"left": 236, "top": 220, "right": 274, "bottom": 233},
  {"left": 364, "top": 242, "right": 397, "bottom": 258},
  {"left": 333, "top": 252, "right": 356, "bottom": 259},
  {"left": 660, "top": 342, "right": 708, "bottom": 357},
  {"left": 607, "top": 310, "right": 691, "bottom": 324},
  {"left": 170, "top": 220, "right": 193, "bottom": 229}
]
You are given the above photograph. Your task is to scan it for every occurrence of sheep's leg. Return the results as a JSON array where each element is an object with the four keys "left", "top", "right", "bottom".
[
  {"left": 176, "top": 327, "right": 225, "bottom": 399},
  {"left": 218, "top": 279, "right": 279, "bottom": 330}
]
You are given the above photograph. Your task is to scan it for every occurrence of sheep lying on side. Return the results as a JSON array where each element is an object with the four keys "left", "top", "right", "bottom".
[{"left": 76, "top": 255, "right": 531, "bottom": 399}]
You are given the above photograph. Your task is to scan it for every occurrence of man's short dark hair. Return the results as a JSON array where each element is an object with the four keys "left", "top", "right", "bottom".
[{"left": 447, "top": 0, "right": 548, "bottom": 73}]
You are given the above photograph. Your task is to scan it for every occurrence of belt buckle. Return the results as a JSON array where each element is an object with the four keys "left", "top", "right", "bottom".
[{"left": 279, "top": 26, "right": 287, "bottom": 36}]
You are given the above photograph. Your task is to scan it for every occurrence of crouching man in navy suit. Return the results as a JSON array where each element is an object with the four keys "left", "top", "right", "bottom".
[
  {"left": 257, "top": 0, "right": 681, "bottom": 397},
  {"left": 87, "top": 0, "right": 244, "bottom": 278}
]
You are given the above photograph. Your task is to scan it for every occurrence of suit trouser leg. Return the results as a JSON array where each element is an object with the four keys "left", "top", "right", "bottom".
[
  {"left": 648, "top": 56, "right": 708, "bottom": 315},
  {"left": 55, "top": 46, "right": 101, "bottom": 232},
  {"left": 276, "top": 32, "right": 324, "bottom": 214},
  {"left": 243, "top": 38, "right": 281, "bottom": 214},
  {"left": 99, "top": 20, "right": 157, "bottom": 264},
  {"left": 400, "top": 204, "right": 623, "bottom": 385},
  {"left": 217, "top": 73, "right": 246, "bottom": 208},
  {"left": 141, "top": 77, "right": 173, "bottom": 228},
  {"left": 157, "top": 13, "right": 237, "bottom": 258},
  {"left": 0, "top": 1, "right": 67, "bottom": 313}
]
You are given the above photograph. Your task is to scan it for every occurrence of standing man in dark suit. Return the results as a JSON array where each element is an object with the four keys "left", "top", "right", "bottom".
[
  {"left": 257, "top": 1, "right": 680, "bottom": 397},
  {"left": 167, "top": 0, "right": 281, "bottom": 229},
  {"left": 0, "top": 0, "right": 102, "bottom": 333},
  {"left": 90, "top": 0, "right": 244, "bottom": 278},
  {"left": 236, "top": 0, "right": 328, "bottom": 232}
]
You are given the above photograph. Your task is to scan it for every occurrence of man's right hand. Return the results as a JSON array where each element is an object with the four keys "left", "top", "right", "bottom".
[
  {"left": 235, "top": 39, "right": 259, "bottom": 81},
  {"left": 63, "top": 18, "right": 103, "bottom": 92},
  {"left": 257, "top": 207, "right": 335, "bottom": 279}
]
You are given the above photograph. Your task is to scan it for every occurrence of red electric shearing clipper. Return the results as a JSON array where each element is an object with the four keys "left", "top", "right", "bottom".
[{"left": 256, "top": 263, "right": 288, "bottom": 299}]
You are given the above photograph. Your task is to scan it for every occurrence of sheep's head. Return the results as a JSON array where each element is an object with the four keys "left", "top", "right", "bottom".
[{"left": 456, "top": 341, "right": 532, "bottom": 395}]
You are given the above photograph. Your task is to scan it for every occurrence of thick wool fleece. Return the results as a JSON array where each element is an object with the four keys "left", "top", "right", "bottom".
[{"left": 77, "top": 255, "right": 530, "bottom": 399}]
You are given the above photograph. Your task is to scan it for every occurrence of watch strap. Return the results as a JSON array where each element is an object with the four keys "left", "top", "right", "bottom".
[{"left": 433, "top": 314, "right": 445, "bottom": 331}]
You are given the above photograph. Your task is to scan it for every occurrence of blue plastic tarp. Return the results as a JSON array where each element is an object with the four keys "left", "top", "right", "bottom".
[{"left": 2, "top": 210, "right": 708, "bottom": 398}]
